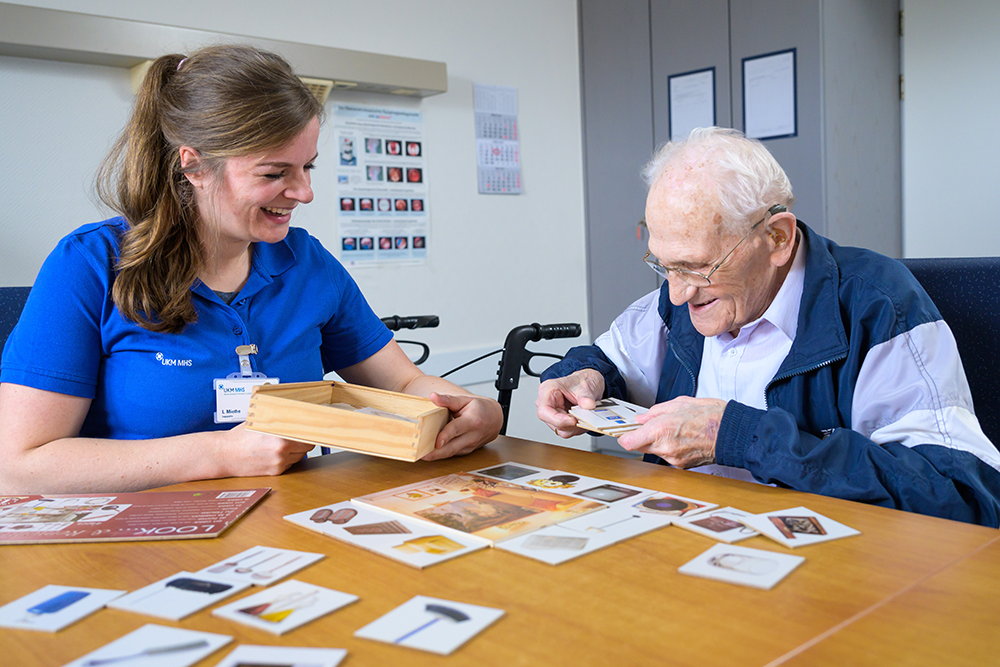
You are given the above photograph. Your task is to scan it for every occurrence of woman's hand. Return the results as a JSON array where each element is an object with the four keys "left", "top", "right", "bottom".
[
  {"left": 220, "top": 423, "right": 315, "bottom": 476},
  {"left": 421, "top": 392, "right": 504, "bottom": 461}
]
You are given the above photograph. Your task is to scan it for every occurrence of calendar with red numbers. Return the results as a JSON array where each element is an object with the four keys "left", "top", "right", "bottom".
[{"left": 474, "top": 84, "right": 523, "bottom": 194}]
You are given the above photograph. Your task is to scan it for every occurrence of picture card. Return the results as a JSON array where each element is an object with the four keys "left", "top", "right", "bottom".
[
  {"left": 284, "top": 501, "right": 488, "bottom": 569},
  {"left": 570, "top": 479, "right": 655, "bottom": 504},
  {"left": 212, "top": 579, "right": 358, "bottom": 635},
  {"left": 496, "top": 499, "right": 674, "bottom": 565},
  {"left": 214, "top": 644, "right": 347, "bottom": 667},
  {"left": 468, "top": 462, "right": 551, "bottom": 482},
  {"left": 355, "top": 595, "right": 503, "bottom": 655},
  {"left": 678, "top": 543, "right": 805, "bottom": 590},
  {"left": 62, "top": 623, "right": 231, "bottom": 667},
  {"left": 510, "top": 470, "right": 656, "bottom": 504},
  {"left": 0, "top": 585, "right": 125, "bottom": 632},
  {"left": 741, "top": 507, "right": 860, "bottom": 548},
  {"left": 108, "top": 571, "right": 250, "bottom": 621},
  {"left": 632, "top": 492, "right": 717, "bottom": 518},
  {"left": 672, "top": 507, "right": 759, "bottom": 543},
  {"left": 196, "top": 546, "right": 324, "bottom": 586},
  {"left": 352, "top": 473, "right": 607, "bottom": 545},
  {"left": 570, "top": 397, "right": 648, "bottom": 436}
]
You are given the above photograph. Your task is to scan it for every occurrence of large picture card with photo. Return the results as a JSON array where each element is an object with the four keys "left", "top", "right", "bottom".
[{"left": 351, "top": 473, "right": 606, "bottom": 545}]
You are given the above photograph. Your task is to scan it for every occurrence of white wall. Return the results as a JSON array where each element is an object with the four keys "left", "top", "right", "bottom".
[
  {"left": 902, "top": 0, "right": 1000, "bottom": 257},
  {"left": 0, "top": 0, "right": 589, "bottom": 446}
]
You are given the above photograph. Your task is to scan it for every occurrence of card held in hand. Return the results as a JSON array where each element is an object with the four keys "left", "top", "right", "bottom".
[{"left": 570, "top": 398, "right": 649, "bottom": 436}]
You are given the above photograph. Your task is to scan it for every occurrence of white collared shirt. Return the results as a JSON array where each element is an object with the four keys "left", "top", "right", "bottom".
[{"left": 691, "top": 237, "right": 808, "bottom": 481}]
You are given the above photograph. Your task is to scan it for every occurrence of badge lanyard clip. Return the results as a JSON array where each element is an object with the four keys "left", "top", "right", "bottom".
[
  {"left": 215, "top": 344, "right": 278, "bottom": 423},
  {"left": 231, "top": 344, "right": 267, "bottom": 379}
]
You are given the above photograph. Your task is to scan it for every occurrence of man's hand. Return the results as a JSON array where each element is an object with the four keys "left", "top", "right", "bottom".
[
  {"left": 421, "top": 393, "right": 503, "bottom": 461},
  {"left": 616, "top": 396, "right": 727, "bottom": 467},
  {"left": 536, "top": 369, "right": 605, "bottom": 438}
]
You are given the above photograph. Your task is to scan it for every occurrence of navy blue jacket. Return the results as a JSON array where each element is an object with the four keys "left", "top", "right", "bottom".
[{"left": 544, "top": 223, "right": 1000, "bottom": 526}]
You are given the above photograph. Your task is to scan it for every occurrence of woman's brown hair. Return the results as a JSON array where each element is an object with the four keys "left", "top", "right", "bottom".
[{"left": 96, "top": 44, "right": 323, "bottom": 333}]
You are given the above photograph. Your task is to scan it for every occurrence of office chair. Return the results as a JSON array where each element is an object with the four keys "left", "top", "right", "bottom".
[
  {"left": 0, "top": 286, "right": 31, "bottom": 350},
  {"left": 901, "top": 258, "right": 1000, "bottom": 447}
]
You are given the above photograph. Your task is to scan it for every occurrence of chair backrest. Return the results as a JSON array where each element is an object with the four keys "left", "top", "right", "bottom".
[
  {"left": 901, "top": 258, "right": 1000, "bottom": 446},
  {"left": 0, "top": 286, "right": 31, "bottom": 351}
]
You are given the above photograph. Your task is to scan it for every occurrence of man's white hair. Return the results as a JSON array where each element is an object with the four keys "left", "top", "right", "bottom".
[{"left": 641, "top": 127, "right": 796, "bottom": 235}]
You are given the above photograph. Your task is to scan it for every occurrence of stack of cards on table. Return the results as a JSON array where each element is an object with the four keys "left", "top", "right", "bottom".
[
  {"left": 569, "top": 397, "right": 648, "bottom": 436},
  {"left": 355, "top": 595, "right": 503, "bottom": 655}
]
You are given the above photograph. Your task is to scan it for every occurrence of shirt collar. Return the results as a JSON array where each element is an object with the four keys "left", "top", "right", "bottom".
[
  {"left": 758, "top": 232, "right": 808, "bottom": 342},
  {"left": 251, "top": 235, "right": 296, "bottom": 277}
]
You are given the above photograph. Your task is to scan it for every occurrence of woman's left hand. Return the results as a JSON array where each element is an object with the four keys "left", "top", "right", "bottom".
[{"left": 421, "top": 392, "right": 504, "bottom": 461}]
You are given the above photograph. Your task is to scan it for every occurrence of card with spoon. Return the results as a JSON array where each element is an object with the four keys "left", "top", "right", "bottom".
[{"left": 195, "top": 546, "right": 325, "bottom": 587}]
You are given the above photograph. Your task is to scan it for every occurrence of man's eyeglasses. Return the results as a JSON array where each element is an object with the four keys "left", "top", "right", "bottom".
[{"left": 642, "top": 204, "right": 787, "bottom": 287}]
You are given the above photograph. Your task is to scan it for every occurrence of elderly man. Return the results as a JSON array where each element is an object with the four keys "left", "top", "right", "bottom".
[{"left": 537, "top": 127, "right": 1000, "bottom": 526}]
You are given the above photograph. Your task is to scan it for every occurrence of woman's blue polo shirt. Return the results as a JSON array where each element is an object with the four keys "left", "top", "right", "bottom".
[{"left": 0, "top": 218, "right": 393, "bottom": 439}]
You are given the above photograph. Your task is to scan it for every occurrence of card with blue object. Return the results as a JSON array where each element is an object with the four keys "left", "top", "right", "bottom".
[{"left": 0, "top": 585, "right": 125, "bottom": 632}]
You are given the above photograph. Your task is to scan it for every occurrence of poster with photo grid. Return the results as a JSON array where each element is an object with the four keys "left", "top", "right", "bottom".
[{"left": 333, "top": 104, "right": 429, "bottom": 266}]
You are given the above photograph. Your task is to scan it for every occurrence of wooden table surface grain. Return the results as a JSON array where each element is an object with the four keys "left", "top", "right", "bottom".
[{"left": 2, "top": 436, "right": 997, "bottom": 666}]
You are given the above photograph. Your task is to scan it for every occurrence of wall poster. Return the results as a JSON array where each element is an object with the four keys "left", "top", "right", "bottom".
[{"left": 333, "top": 104, "right": 429, "bottom": 266}]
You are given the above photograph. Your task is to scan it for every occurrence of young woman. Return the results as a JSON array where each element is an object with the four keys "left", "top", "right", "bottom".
[{"left": 0, "top": 45, "right": 502, "bottom": 494}]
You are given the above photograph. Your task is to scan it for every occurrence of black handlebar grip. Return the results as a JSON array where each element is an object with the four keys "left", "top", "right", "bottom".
[
  {"left": 380, "top": 315, "right": 440, "bottom": 331},
  {"left": 538, "top": 323, "right": 582, "bottom": 340}
]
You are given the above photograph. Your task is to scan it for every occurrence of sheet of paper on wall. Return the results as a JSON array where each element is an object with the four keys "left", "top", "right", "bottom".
[
  {"left": 742, "top": 48, "right": 797, "bottom": 140},
  {"left": 668, "top": 67, "right": 716, "bottom": 141},
  {"left": 740, "top": 506, "right": 860, "bottom": 548},
  {"left": 474, "top": 83, "right": 523, "bottom": 194},
  {"left": 284, "top": 500, "right": 489, "bottom": 569},
  {"left": 679, "top": 543, "right": 805, "bottom": 590},
  {"left": 570, "top": 397, "right": 649, "bottom": 436},
  {"left": 332, "top": 104, "right": 430, "bottom": 267}
]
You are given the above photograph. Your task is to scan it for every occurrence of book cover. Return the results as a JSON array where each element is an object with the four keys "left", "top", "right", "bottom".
[{"left": 0, "top": 489, "right": 269, "bottom": 545}]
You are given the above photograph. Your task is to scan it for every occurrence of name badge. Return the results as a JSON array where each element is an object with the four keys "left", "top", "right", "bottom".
[{"left": 214, "top": 376, "right": 279, "bottom": 423}]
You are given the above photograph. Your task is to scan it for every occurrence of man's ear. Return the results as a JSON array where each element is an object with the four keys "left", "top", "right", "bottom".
[
  {"left": 178, "top": 146, "right": 207, "bottom": 188},
  {"left": 766, "top": 211, "right": 797, "bottom": 266}
]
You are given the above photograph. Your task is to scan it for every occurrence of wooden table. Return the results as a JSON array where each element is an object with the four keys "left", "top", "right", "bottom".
[{"left": 1, "top": 435, "right": 997, "bottom": 666}]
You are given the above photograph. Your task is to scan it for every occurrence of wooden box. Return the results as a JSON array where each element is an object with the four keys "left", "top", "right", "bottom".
[{"left": 245, "top": 380, "right": 449, "bottom": 462}]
